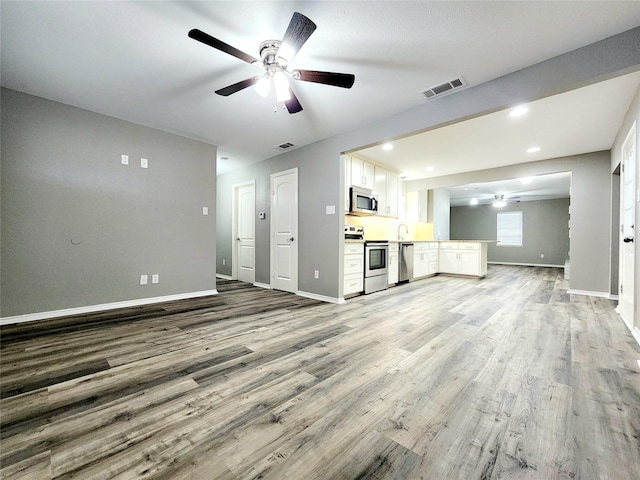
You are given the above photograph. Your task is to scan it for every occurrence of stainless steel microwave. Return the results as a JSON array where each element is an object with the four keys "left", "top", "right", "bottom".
[{"left": 350, "top": 186, "right": 378, "bottom": 216}]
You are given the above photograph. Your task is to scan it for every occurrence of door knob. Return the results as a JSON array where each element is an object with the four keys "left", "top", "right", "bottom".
[
  {"left": 623, "top": 237, "right": 634, "bottom": 243},
  {"left": 289, "top": 237, "right": 295, "bottom": 242},
  {"left": 237, "top": 238, "right": 241, "bottom": 241}
]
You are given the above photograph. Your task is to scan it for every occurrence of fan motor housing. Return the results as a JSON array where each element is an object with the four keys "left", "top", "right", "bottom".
[{"left": 258, "top": 40, "right": 282, "bottom": 67}]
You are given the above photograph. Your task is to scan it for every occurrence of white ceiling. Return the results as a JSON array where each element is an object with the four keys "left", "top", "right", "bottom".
[
  {"left": 353, "top": 71, "right": 640, "bottom": 205},
  {"left": 447, "top": 172, "right": 572, "bottom": 207},
  {"left": 2, "top": 1, "right": 639, "bottom": 176},
  {"left": 354, "top": 72, "right": 640, "bottom": 180}
]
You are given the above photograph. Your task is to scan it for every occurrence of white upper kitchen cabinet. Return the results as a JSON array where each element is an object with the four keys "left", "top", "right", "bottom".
[
  {"left": 374, "top": 166, "right": 399, "bottom": 217},
  {"left": 350, "top": 156, "right": 375, "bottom": 189},
  {"left": 405, "top": 190, "right": 429, "bottom": 222}
]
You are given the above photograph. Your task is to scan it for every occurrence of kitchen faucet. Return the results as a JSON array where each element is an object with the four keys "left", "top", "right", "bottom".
[{"left": 398, "top": 223, "right": 409, "bottom": 241}]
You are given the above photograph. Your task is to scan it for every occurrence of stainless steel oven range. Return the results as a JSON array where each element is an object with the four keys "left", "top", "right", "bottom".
[{"left": 364, "top": 240, "right": 389, "bottom": 294}]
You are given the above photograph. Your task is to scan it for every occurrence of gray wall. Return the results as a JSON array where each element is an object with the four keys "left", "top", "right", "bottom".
[
  {"left": 216, "top": 27, "right": 640, "bottom": 299},
  {"left": 1, "top": 89, "right": 217, "bottom": 317},
  {"left": 216, "top": 140, "right": 340, "bottom": 297},
  {"left": 451, "top": 198, "right": 570, "bottom": 266}
]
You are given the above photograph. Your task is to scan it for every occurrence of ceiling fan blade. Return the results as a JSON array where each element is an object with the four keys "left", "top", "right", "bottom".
[
  {"left": 278, "top": 12, "right": 317, "bottom": 63},
  {"left": 215, "top": 77, "right": 259, "bottom": 96},
  {"left": 188, "top": 29, "right": 259, "bottom": 65},
  {"left": 292, "top": 69, "right": 355, "bottom": 88},
  {"left": 285, "top": 89, "right": 303, "bottom": 114}
]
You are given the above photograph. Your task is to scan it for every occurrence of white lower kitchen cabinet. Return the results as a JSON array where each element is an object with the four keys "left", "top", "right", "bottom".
[
  {"left": 428, "top": 247, "right": 439, "bottom": 275},
  {"left": 413, "top": 242, "right": 437, "bottom": 279},
  {"left": 388, "top": 243, "right": 399, "bottom": 285},
  {"left": 438, "top": 242, "right": 488, "bottom": 277},
  {"left": 344, "top": 242, "right": 364, "bottom": 296}
]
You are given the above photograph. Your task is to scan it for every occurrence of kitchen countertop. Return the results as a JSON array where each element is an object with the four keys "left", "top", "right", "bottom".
[
  {"left": 346, "top": 239, "right": 495, "bottom": 243},
  {"left": 438, "top": 240, "right": 496, "bottom": 243},
  {"left": 386, "top": 239, "right": 495, "bottom": 243}
]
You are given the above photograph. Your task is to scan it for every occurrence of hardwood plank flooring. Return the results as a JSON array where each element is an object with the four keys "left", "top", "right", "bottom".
[{"left": 1, "top": 266, "right": 639, "bottom": 479}]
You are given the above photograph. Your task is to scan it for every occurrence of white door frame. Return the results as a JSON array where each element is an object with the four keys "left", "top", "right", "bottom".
[
  {"left": 270, "top": 168, "right": 299, "bottom": 293},
  {"left": 618, "top": 121, "right": 636, "bottom": 332},
  {"left": 232, "top": 180, "right": 255, "bottom": 282}
]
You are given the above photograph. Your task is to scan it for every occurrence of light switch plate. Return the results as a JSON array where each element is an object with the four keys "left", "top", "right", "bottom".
[
  {"left": 121, "top": 154, "right": 129, "bottom": 165},
  {"left": 152, "top": 274, "right": 159, "bottom": 284},
  {"left": 202, "top": 206, "right": 209, "bottom": 215},
  {"left": 326, "top": 205, "right": 336, "bottom": 215},
  {"left": 141, "top": 158, "right": 148, "bottom": 168},
  {"left": 140, "top": 274, "right": 148, "bottom": 285}
]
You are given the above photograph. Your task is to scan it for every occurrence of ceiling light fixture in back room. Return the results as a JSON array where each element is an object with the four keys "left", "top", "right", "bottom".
[{"left": 188, "top": 12, "right": 355, "bottom": 114}]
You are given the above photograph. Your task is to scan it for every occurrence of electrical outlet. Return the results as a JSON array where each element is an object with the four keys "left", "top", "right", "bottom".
[
  {"left": 141, "top": 157, "right": 148, "bottom": 169},
  {"left": 540, "top": 254, "right": 545, "bottom": 258},
  {"left": 152, "top": 274, "right": 159, "bottom": 284},
  {"left": 314, "top": 270, "right": 319, "bottom": 279},
  {"left": 140, "top": 274, "right": 148, "bottom": 285}
]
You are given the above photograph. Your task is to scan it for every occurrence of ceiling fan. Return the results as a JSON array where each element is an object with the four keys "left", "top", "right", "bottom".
[
  {"left": 492, "top": 194, "right": 521, "bottom": 207},
  {"left": 188, "top": 12, "right": 355, "bottom": 114}
]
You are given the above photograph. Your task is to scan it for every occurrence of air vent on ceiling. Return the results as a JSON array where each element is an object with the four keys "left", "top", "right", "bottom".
[
  {"left": 275, "top": 142, "right": 297, "bottom": 151},
  {"left": 420, "top": 76, "right": 467, "bottom": 101}
]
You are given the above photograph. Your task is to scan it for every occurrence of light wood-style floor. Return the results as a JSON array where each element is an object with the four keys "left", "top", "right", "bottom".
[{"left": 1, "top": 265, "right": 639, "bottom": 479}]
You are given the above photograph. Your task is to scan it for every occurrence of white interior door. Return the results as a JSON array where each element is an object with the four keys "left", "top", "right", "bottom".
[
  {"left": 234, "top": 182, "right": 255, "bottom": 284},
  {"left": 620, "top": 122, "right": 636, "bottom": 329},
  {"left": 271, "top": 168, "right": 298, "bottom": 293}
]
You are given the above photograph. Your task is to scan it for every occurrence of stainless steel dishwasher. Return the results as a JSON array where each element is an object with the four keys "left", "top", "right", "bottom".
[{"left": 399, "top": 242, "right": 414, "bottom": 283}]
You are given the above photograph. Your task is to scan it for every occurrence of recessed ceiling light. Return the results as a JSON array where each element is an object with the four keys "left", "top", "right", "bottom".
[
  {"left": 382, "top": 143, "right": 394, "bottom": 151},
  {"left": 527, "top": 146, "right": 541, "bottom": 153},
  {"left": 470, "top": 197, "right": 479, "bottom": 205},
  {"left": 509, "top": 105, "right": 528, "bottom": 117},
  {"left": 519, "top": 177, "right": 533, "bottom": 184},
  {"left": 425, "top": 166, "right": 435, "bottom": 172}
]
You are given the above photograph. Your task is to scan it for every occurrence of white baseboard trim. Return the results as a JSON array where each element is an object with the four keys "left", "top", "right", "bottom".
[
  {"left": 254, "top": 282, "right": 271, "bottom": 290},
  {"left": 297, "top": 290, "right": 345, "bottom": 304},
  {"left": 632, "top": 327, "right": 640, "bottom": 348},
  {"left": 0, "top": 289, "right": 219, "bottom": 326},
  {"left": 488, "top": 261, "right": 564, "bottom": 268},
  {"left": 567, "top": 289, "right": 611, "bottom": 298},
  {"left": 216, "top": 273, "right": 232, "bottom": 280}
]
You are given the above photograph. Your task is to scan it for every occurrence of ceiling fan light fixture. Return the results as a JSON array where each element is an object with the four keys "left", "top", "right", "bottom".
[
  {"left": 273, "top": 71, "right": 291, "bottom": 102},
  {"left": 493, "top": 194, "right": 506, "bottom": 208},
  {"left": 254, "top": 76, "right": 271, "bottom": 97}
]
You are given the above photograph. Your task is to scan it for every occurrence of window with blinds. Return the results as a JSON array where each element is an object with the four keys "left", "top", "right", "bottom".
[{"left": 497, "top": 211, "right": 523, "bottom": 246}]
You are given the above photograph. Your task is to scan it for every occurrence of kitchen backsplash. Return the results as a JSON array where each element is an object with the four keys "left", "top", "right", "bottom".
[{"left": 345, "top": 215, "right": 433, "bottom": 241}]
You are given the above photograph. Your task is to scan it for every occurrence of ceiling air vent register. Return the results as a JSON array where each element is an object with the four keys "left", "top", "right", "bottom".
[
  {"left": 275, "top": 142, "right": 297, "bottom": 151},
  {"left": 420, "top": 76, "right": 467, "bottom": 100}
]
